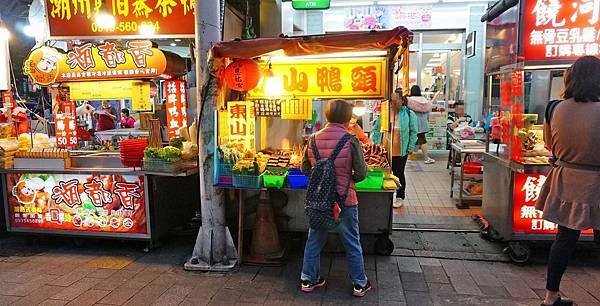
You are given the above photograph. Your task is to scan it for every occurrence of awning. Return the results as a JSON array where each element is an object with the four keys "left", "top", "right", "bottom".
[{"left": 211, "top": 27, "right": 413, "bottom": 59}]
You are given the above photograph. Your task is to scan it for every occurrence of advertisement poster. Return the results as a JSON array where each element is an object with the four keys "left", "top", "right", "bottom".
[
  {"left": 23, "top": 42, "right": 167, "bottom": 86},
  {"left": 6, "top": 173, "right": 147, "bottom": 234},
  {"left": 512, "top": 173, "right": 593, "bottom": 235},
  {"left": 523, "top": 0, "right": 600, "bottom": 61}
]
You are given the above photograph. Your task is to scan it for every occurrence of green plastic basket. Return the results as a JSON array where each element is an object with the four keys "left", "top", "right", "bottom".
[
  {"left": 263, "top": 170, "right": 288, "bottom": 189},
  {"left": 355, "top": 168, "right": 384, "bottom": 190}
]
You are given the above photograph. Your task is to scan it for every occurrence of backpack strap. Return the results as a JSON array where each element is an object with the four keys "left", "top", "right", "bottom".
[
  {"left": 545, "top": 100, "right": 561, "bottom": 125},
  {"left": 328, "top": 134, "right": 353, "bottom": 162},
  {"left": 310, "top": 135, "right": 322, "bottom": 161}
]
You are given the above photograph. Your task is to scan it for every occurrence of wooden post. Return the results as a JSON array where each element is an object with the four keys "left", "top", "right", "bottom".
[{"left": 185, "top": 0, "right": 238, "bottom": 272}]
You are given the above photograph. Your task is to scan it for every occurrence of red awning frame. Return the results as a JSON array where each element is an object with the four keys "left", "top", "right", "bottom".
[{"left": 210, "top": 27, "right": 413, "bottom": 59}]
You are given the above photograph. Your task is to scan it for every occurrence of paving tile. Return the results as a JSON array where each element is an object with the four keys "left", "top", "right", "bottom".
[
  {"left": 404, "top": 291, "right": 433, "bottom": 306},
  {"left": 52, "top": 277, "right": 101, "bottom": 301},
  {"left": 95, "top": 270, "right": 137, "bottom": 291},
  {"left": 124, "top": 283, "right": 172, "bottom": 306},
  {"left": 397, "top": 257, "right": 422, "bottom": 273},
  {"left": 65, "top": 289, "right": 110, "bottom": 306},
  {"left": 440, "top": 260, "right": 469, "bottom": 277},
  {"left": 558, "top": 280, "right": 599, "bottom": 303},
  {"left": 87, "top": 268, "right": 118, "bottom": 279},
  {"left": 10, "top": 285, "right": 64, "bottom": 306},
  {"left": 449, "top": 275, "right": 483, "bottom": 296},
  {"left": 422, "top": 266, "right": 450, "bottom": 284},
  {"left": 400, "top": 273, "right": 428, "bottom": 292},
  {"left": 497, "top": 276, "right": 538, "bottom": 299},
  {"left": 98, "top": 287, "right": 140, "bottom": 305},
  {"left": 427, "top": 283, "right": 455, "bottom": 295},
  {"left": 0, "top": 294, "right": 20, "bottom": 305},
  {"left": 479, "top": 285, "right": 511, "bottom": 298},
  {"left": 418, "top": 257, "right": 441, "bottom": 267},
  {"left": 38, "top": 299, "right": 69, "bottom": 306}
]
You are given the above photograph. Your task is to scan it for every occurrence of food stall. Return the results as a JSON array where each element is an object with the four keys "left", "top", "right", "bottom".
[
  {"left": 0, "top": 41, "right": 199, "bottom": 249},
  {"left": 480, "top": 0, "right": 595, "bottom": 263},
  {"left": 207, "top": 28, "right": 413, "bottom": 258}
]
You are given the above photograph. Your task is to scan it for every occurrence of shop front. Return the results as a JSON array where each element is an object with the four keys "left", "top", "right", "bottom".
[
  {"left": 0, "top": 1, "right": 201, "bottom": 249},
  {"left": 480, "top": 0, "right": 596, "bottom": 263},
  {"left": 207, "top": 27, "right": 412, "bottom": 260}
]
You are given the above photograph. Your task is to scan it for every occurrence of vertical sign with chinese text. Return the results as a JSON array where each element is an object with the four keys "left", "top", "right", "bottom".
[
  {"left": 2, "top": 91, "right": 15, "bottom": 108},
  {"left": 7, "top": 173, "right": 147, "bottom": 234},
  {"left": 55, "top": 114, "right": 78, "bottom": 147},
  {"left": 227, "top": 101, "right": 255, "bottom": 150},
  {"left": 164, "top": 80, "right": 188, "bottom": 139},
  {"left": 523, "top": 0, "right": 600, "bottom": 61}
]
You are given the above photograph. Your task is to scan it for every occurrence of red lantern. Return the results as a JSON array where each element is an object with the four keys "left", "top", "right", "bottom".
[{"left": 223, "top": 59, "right": 262, "bottom": 92}]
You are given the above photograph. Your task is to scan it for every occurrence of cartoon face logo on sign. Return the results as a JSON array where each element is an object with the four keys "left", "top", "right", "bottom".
[
  {"left": 23, "top": 47, "right": 61, "bottom": 86},
  {"left": 12, "top": 178, "right": 45, "bottom": 205}
]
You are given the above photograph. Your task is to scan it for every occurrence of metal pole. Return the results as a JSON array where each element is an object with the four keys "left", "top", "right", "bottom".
[{"left": 185, "top": 0, "right": 237, "bottom": 272}]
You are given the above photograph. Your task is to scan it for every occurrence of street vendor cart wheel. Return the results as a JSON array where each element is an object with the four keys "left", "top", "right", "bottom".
[
  {"left": 504, "top": 241, "right": 531, "bottom": 264},
  {"left": 374, "top": 236, "right": 394, "bottom": 256}
]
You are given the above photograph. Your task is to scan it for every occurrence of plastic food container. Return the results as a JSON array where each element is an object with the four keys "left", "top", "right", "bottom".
[
  {"left": 355, "top": 168, "right": 384, "bottom": 190},
  {"left": 463, "top": 162, "right": 484, "bottom": 174},
  {"left": 232, "top": 174, "right": 263, "bottom": 189},
  {"left": 263, "top": 170, "right": 288, "bottom": 189},
  {"left": 288, "top": 169, "right": 309, "bottom": 189}
]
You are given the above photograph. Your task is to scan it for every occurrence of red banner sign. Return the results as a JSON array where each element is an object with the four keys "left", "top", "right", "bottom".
[
  {"left": 513, "top": 173, "right": 593, "bottom": 235},
  {"left": 2, "top": 91, "right": 15, "bottom": 108},
  {"left": 164, "top": 80, "right": 188, "bottom": 139},
  {"left": 6, "top": 173, "right": 147, "bottom": 234},
  {"left": 523, "top": 0, "right": 600, "bottom": 61},
  {"left": 55, "top": 114, "right": 78, "bottom": 147},
  {"left": 45, "top": 0, "right": 195, "bottom": 39}
]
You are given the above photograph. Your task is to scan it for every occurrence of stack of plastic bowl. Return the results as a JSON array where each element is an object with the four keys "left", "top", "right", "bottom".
[{"left": 119, "top": 138, "right": 148, "bottom": 168}]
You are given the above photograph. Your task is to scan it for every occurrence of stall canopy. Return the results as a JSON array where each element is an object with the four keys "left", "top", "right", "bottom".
[{"left": 211, "top": 27, "right": 413, "bottom": 59}]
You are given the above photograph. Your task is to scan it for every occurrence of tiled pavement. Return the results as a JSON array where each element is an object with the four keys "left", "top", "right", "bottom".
[
  {"left": 1, "top": 235, "right": 600, "bottom": 306},
  {"left": 395, "top": 154, "right": 483, "bottom": 218}
]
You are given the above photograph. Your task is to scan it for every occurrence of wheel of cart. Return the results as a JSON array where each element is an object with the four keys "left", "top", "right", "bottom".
[
  {"left": 374, "top": 235, "right": 394, "bottom": 256},
  {"left": 504, "top": 241, "right": 531, "bottom": 264}
]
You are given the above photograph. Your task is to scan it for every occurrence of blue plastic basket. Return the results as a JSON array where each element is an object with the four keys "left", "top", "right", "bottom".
[{"left": 288, "top": 169, "right": 309, "bottom": 189}]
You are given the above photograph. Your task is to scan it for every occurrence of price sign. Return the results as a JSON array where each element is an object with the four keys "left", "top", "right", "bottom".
[
  {"left": 55, "top": 114, "right": 78, "bottom": 147},
  {"left": 253, "top": 99, "right": 282, "bottom": 117},
  {"left": 164, "top": 80, "right": 188, "bottom": 140},
  {"left": 2, "top": 91, "right": 15, "bottom": 108}
]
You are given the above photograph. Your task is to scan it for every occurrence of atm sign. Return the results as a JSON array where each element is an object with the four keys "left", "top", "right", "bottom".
[{"left": 292, "top": 0, "right": 330, "bottom": 10}]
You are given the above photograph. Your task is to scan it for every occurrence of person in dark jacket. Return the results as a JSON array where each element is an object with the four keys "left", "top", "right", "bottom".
[{"left": 300, "top": 99, "right": 371, "bottom": 297}]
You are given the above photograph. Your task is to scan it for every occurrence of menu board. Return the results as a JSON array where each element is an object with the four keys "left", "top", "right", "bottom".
[{"left": 253, "top": 99, "right": 282, "bottom": 117}]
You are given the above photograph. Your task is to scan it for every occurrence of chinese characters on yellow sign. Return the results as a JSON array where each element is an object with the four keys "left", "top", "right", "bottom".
[
  {"left": 227, "top": 101, "right": 255, "bottom": 149},
  {"left": 248, "top": 58, "right": 388, "bottom": 99},
  {"left": 46, "top": 0, "right": 195, "bottom": 38}
]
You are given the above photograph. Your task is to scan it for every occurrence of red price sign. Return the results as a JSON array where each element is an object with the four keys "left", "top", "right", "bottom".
[
  {"left": 164, "top": 80, "right": 188, "bottom": 140},
  {"left": 55, "top": 114, "right": 78, "bottom": 147},
  {"left": 513, "top": 173, "right": 593, "bottom": 235},
  {"left": 523, "top": 0, "right": 600, "bottom": 61},
  {"left": 2, "top": 91, "right": 15, "bottom": 108}
]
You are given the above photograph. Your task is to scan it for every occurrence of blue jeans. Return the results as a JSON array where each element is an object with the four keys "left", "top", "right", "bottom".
[{"left": 301, "top": 205, "right": 368, "bottom": 287}]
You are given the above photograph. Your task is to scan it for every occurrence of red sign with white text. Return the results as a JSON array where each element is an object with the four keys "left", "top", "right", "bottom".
[
  {"left": 45, "top": 0, "right": 195, "bottom": 39},
  {"left": 2, "top": 91, "right": 15, "bottom": 108},
  {"left": 55, "top": 114, "right": 78, "bottom": 147},
  {"left": 523, "top": 0, "right": 600, "bottom": 61},
  {"left": 513, "top": 173, "right": 593, "bottom": 235},
  {"left": 164, "top": 80, "right": 188, "bottom": 139},
  {"left": 7, "top": 173, "right": 147, "bottom": 234}
]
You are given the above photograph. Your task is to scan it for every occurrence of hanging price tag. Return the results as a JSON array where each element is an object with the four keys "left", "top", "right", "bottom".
[{"left": 55, "top": 114, "right": 78, "bottom": 147}]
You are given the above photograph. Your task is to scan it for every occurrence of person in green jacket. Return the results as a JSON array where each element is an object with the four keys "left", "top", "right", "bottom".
[{"left": 392, "top": 97, "right": 418, "bottom": 208}]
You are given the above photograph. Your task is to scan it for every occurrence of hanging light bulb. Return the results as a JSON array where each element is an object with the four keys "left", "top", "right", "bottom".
[{"left": 263, "top": 63, "right": 283, "bottom": 97}]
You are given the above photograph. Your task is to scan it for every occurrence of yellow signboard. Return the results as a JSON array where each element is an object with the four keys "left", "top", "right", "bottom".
[
  {"left": 227, "top": 101, "right": 255, "bottom": 149},
  {"left": 68, "top": 80, "right": 149, "bottom": 100},
  {"left": 131, "top": 83, "right": 152, "bottom": 112},
  {"left": 248, "top": 57, "right": 388, "bottom": 99},
  {"left": 380, "top": 100, "right": 390, "bottom": 132}
]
